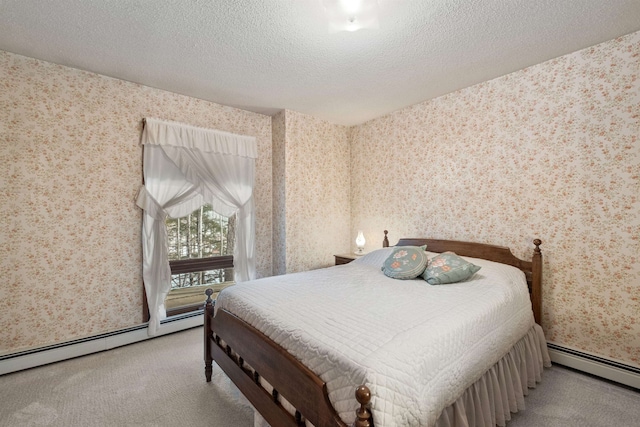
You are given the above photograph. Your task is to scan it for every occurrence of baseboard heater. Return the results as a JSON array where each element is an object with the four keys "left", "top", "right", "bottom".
[
  {"left": 0, "top": 311, "right": 204, "bottom": 376},
  {"left": 547, "top": 342, "right": 640, "bottom": 389},
  {"left": 2, "top": 323, "right": 639, "bottom": 390}
]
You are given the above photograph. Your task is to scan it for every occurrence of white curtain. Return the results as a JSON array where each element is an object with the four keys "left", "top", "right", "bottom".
[{"left": 136, "top": 118, "right": 257, "bottom": 335}]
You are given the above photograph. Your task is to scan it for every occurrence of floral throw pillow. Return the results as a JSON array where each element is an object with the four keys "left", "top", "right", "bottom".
[
  {"left": 382, "top": 245, "right": 428, "bottom": 279},
  {"left": 422, "top": 252, "right": 481, "bottom": 285}
]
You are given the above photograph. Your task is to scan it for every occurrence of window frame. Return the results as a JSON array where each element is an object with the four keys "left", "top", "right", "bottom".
[{"left": 169, "top": 255, "right": 234, "bottom": 275}]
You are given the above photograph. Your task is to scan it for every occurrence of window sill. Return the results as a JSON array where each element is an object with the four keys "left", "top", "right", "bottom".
[{"left": 165, "top": 282, "right": 234, "bottom": 312}]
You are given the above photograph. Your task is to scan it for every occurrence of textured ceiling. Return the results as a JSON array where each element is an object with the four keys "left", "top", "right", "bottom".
[{"left": 1, "top": 0, "right": 640, "bottom": 126}]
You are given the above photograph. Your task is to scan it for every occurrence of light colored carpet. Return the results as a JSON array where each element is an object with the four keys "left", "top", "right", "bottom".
[
  {"left": 1, "top": 327, "right": 638, "bottom": 427},
  {"left": 507, "top": 361, "right": 640, "bottom": 427},
  {"left": 0, "top": 327, "right": 254, "bottom": 427}
]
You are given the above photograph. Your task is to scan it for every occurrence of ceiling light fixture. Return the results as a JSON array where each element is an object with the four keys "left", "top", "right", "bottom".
[{"left": 323, "top": 0, "right": 380, "bottom": 33}]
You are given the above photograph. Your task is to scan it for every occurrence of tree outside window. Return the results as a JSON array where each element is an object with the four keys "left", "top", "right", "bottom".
[{"left": 164, "top": 204, "right": 235, "bottom": 314}]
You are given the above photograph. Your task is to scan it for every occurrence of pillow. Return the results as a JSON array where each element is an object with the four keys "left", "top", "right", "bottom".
[
  {"left": 351, "top": 247, "right": 395, "bottom": 267},
  {"left": 381, "top": 245, "right": 428, "bottom": 279},
  {"left": 421, "top": 251, "right": 481, "bottom": 285}
]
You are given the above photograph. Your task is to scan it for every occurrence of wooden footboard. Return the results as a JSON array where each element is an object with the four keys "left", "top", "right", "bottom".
[{"left": 204, "top": 289, "right": 373, "bottom": 427}]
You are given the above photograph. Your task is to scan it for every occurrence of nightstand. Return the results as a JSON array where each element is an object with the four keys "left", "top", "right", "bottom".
[{"left": 334, "top": 253, "right": 358, "bottom": 265}]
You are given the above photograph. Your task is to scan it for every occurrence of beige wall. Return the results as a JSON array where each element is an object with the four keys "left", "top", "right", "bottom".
[
  {"left": 2, "top": 31, "right": 638, "bottom": 368},
  {"left": 271, "top": 111, "right": 287, "bottom": 275},
  {"left": 272, "top": 110, "right": 351, "bottom": 274},
  {"left": 0, "top": 51, "right": 272, "bottom": 354},
  {"left": 350, "top": 32, "right": 640, "bottom": 367}
]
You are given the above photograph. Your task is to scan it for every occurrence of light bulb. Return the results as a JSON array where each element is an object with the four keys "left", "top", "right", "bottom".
[{"left": 355, "top": 231, "right": 366, "bottom": 255}]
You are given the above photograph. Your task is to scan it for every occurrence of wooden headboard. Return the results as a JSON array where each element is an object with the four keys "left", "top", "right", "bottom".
[{"left": 383, "top": 230, "right": 543, "bottom": 325}]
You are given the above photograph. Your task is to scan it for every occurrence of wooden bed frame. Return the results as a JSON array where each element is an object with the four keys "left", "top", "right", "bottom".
[{"left": 204, "top": 233, "right": 542, "bottom": 427}]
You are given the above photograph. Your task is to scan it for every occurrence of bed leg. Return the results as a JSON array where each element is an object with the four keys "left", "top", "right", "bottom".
[
  {"left": 204, "top": 288, "right": 215, "bottom": 382},
  {"left": 355, "top": 385, "right": 373, "bottom": 427}
]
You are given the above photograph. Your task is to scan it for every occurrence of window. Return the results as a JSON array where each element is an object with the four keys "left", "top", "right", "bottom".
[
  {"left": 137, "top": 117, "right": 257, "bottom": 335},
  {"left": 164, "top": 205, "right": 236, "bottom": 315}
]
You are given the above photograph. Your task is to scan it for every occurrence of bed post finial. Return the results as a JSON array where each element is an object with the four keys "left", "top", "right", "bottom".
[
  {"left": 355, "top": 385, "right": 372, "bottom": 427},
  {"left": 533, "top": 238, "right": 542, "bottom": 253},
  {"left": 383, "top": 230, "right": 389, "bottom": 248},
  {"left": 205, "top": 288, "right": 214, "bottom": 306}
]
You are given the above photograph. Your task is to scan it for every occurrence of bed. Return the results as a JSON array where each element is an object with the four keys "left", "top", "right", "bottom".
[{"left": 204, "top": 234, "right": 550, "bottom": 427}]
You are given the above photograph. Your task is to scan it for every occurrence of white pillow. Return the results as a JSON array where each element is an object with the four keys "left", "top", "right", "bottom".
[{"left": 350, "top": 247, "right": 395, "bottom": 267}]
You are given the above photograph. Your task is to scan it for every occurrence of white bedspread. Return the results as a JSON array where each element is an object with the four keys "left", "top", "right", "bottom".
[{"left": 215, "top": 251, "right": 535, "bottom": 427}]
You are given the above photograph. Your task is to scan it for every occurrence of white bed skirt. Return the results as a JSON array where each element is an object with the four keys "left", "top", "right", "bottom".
[
  {"left": 254, "top": 323, "right": 550, "bottom": 427},
  {"left": 435, "top": 323, "right": 551, "bottom": 427}
]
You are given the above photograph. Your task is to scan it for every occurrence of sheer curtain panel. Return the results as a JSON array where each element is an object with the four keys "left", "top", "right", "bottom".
[{"left": 136, "top": 118, "right": 257, "bottom": 335}]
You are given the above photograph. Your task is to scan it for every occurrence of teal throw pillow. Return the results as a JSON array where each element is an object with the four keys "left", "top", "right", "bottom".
[
  {"left": 382, "top": 245, "right": 428, "bottom": 279},
  {"left": 422, "top": 252, "right": 481, "bottom": 285}
]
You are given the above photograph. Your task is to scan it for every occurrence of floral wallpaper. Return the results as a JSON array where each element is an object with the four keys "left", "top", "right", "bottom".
[
  {"left": 271, "top": 111, "right": 287, "bottom": 276},
  {"left": 272, "top": 110, "right": 351, "bottom": 274},
  {"left": 0, "top": 51, "right": 272, "bottom": 354},
  {"left": 2, "top": 28, "right": 638, "bottom": 371},
  {"left": 350, "top": 31, "right": 640, "bottom": 367}
]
